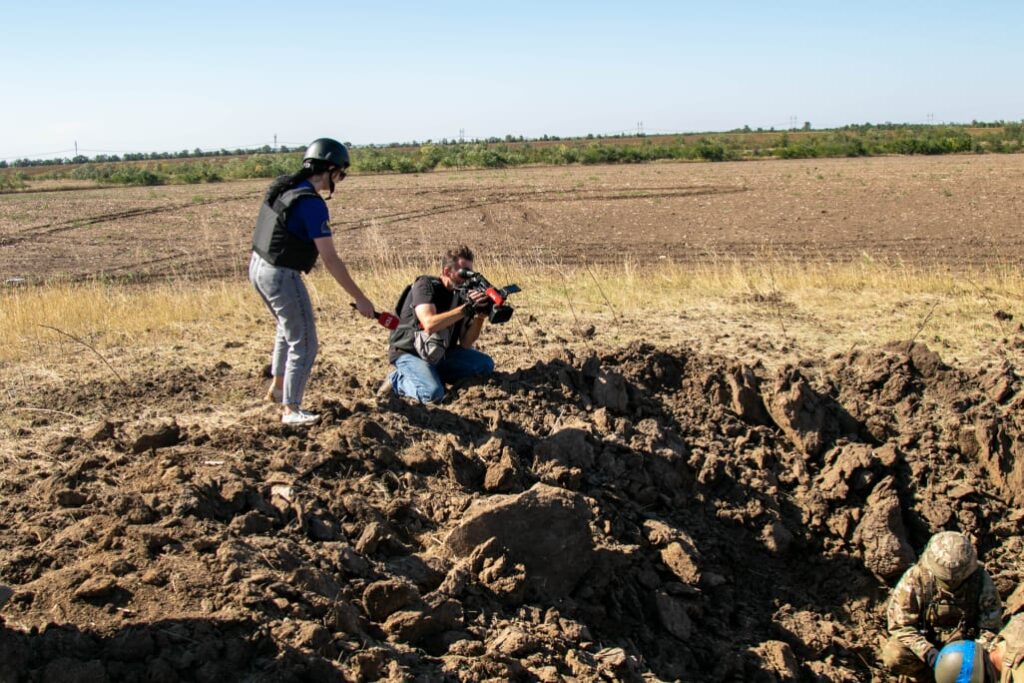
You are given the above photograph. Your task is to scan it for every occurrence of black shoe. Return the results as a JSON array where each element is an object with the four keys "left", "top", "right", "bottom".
[{"left": 375, "top": 378, "right": 394, "bottom": 400}]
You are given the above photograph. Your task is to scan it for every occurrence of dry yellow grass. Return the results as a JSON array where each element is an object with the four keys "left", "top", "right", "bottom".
[{"left": 1, "top": 260, "right": 1021, "bottom": 370}]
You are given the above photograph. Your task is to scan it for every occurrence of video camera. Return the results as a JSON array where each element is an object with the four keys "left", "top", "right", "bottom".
[{"left": 456, "top": 268, "right": 521, "bottom": 324}]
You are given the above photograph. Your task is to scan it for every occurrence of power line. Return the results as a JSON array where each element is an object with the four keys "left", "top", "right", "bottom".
[
  {"left": 0, "top": 148, "right": 76, "bottom": 162},
  {"left": 0, "top": 139, "right": 307, "bottom": 163}
]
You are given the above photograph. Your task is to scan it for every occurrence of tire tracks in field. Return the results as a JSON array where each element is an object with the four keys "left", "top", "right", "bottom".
[
  {"left": 0, "top": 190, "right": 262, "bottom": 247},
  {"left": 3, "top": 183, "right": 738, "bottom": 244},
  {"left": 3, "top": 183, "right": 746, "bottom": 283},
  {"left": 332, "top": 184, "right": 747, "bottom": 233},
  {"left": 44, "top": 252, "right": 237, "bottom": 286}
]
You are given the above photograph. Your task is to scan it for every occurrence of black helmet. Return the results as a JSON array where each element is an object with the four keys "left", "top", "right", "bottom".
[
  {"left": 934, "top": 641, "right": 993, "bottom": 683},
  {"left": 303, "top": 138, "right": 350, "bottom": 171}
]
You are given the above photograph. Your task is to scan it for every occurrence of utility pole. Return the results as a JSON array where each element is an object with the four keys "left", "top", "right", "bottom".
[
  {"left": 637, "top": 120, "right": 644, "bottom": 136},
  {"left": 74, "top": 140, "right": 78, "bottom": 156},
  {"left": 459, "top": 128, "right": 465, "bottom": 143},
  {"left": 273, "top": 133, "right": 277, "bottom": 147}
]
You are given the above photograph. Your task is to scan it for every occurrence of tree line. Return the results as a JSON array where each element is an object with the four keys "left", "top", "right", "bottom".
[{"left": 2, "top": 123, "right": 1022, "bottom": 188}]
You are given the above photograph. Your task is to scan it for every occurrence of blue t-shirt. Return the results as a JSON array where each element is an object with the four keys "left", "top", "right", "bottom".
[{"left": 285, "top": 181, "right": 332, "bottom": 241}]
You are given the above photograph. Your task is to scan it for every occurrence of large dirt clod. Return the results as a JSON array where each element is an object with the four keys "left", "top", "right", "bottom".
[
  {"left": 363, "top": 579, "right": 421, "bottom": 622},
  {"left": 73, "top": 576, "right": 118, "bottom": 601},
  {"left": 853, "top": 476, "right": 915, "bottom": 581},
  {"left": 975, "top": 415, "right": 1024, "bottom": 506},
  {"left": 749, "top": 640, "right": 799, "bottom": 680},
  {"left": 660, "top": 540, "right": 702, "bottom": 585},
  {"left": 383, "top": 598, "right": 464, "bottom": 644},
  {"left": 764, "top": 368, "right": 830, "bottom": 457},
  {"left": 128, "top": 419, "right": 181, "bottom": 454},
  {"left": 534, "top": 427, "right": 595, "bottom": 469},
  {"left": 655, "top": 589, "right": 693, "bottom": 641},
  {"left": 592, "top": 369, "right": 629, "bottom": 413},
  {"left": 726, "top": 364, "right": 772, "bottom": 426},
  {"left": 446, "top": 483, "right": 594, "bottom": 600}
]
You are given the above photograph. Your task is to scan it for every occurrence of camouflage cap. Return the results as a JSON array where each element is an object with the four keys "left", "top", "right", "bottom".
[{"left": 923, "top": 531, "right": 978, "bottom": 588}]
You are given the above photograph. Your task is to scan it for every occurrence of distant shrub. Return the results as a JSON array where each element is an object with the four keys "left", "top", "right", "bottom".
[
  {"left": 390, "top": 156, "right": 421, "bottom": 173},
  {"left": 222, "top": 154, "right": 301, "bottom": 179},
  {"left": 694, "top": 140, "right": 726, "bottom": 161},
  {"left": 885, "top": 128, "right": 973, "bottom": 155},
  {"left": 172, "top": 164, "right": 223, "bottom": 184},
  {"left": 67, "top": 164, "right": 165, "bottom": 185},
  {"left": 0, "top": 171, "right": 27, "bottom": 191},
  {"left": 109, "top": 167, "right": 163, "bottom": 186}
]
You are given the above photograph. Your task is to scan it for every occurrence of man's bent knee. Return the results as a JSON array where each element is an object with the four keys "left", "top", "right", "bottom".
[
  {"left": 880, "top": 637, "right": 929, "bottom": 680},
  {"left": 418, "top": 384, "right": 445, "bottom": 404},
  {"left": 463, "top": 350, "right": 493, "bottom": 376}
]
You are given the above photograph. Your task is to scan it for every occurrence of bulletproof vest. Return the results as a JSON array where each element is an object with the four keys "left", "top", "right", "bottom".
[
  {"left": 923, "top": 567, "right": 984, "bottom": 644},
  {"left": 251, "top": 179, "right": 322, "bottom": 273}
]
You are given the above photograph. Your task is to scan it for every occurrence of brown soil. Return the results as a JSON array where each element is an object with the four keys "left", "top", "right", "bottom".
[
  {"left": 2, "top": 154, "right": 1024, "bottom": 283},
  {"left": 2, "top": 154, "right": 1023, "bottom": 680},
  {"left": 2, "top": 335, "right": 1022, "bottom": 681}
]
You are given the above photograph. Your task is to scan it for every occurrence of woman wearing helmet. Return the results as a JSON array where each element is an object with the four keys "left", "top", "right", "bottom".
[{"left": 249, "top": 137, "right": 375, "bottom": 426}]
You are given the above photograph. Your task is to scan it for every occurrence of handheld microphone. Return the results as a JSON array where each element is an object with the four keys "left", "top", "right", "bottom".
[{"left": 350, "top": 304, "right": 399, "bottom": 330}]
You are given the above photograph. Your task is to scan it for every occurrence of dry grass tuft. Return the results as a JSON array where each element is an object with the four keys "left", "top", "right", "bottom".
[{"left": 1, "top": 259, "right": 1021, "bottom": 367}]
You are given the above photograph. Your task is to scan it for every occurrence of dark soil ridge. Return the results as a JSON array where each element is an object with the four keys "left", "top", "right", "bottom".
[{"left": 1, "top": 341, "right": 1022, "bottom": 682}]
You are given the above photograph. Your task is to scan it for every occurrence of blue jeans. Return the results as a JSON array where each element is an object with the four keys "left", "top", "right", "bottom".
[
  {"left": 249, "top": 252, "right": 318, "bottom": 407},
  {"left": 388, "top": 347, "right": 494, "bottom": 404}
]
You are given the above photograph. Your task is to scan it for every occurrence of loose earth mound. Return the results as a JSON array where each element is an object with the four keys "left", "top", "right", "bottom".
[{"left": 1, "top": 341, "right": 1022, "bottom": 681}]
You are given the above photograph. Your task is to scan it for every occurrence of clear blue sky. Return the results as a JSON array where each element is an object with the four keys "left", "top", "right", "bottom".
[{"left": 2, "top": 1, "right": 1022, "bottom": 160}]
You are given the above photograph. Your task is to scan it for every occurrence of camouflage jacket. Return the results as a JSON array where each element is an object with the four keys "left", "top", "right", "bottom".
[
  {"left": 886, "top": 563, "right": 1002, "bottom": 661},
  {"left": 995, "top": 614, "right": 1024, "bottom": 683}
]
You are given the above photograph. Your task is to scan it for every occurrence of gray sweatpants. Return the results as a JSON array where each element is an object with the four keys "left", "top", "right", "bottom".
[{"left": 249, "top": 252, "right": 318, "bottom": 407}]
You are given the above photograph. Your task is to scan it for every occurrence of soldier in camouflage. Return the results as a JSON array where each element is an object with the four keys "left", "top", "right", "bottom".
[
  {"left": 991, "top": 613, "right": 1024, "bottom": 683},
  {"left": 881, "top": 531, "right": 1003, "bottom": 682}
]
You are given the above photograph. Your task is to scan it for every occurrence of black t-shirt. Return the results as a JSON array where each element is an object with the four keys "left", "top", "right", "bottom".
[{"left": 388, "top": 276, "right": 466, "bottom": 362}]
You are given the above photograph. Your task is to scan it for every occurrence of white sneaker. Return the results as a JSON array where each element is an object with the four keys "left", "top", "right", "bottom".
[{"left": 282, "top": 409, "right": 320, "bottom": 427}]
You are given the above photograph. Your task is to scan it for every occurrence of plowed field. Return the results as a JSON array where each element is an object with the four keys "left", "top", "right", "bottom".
[{"left": 2, "top": 154, "right": 1023, "bottom": 284}]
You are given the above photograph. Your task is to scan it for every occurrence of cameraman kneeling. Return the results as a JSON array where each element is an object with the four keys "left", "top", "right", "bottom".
[{"left": 381, "top": 246, "right": 494, "bottom": 404}]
